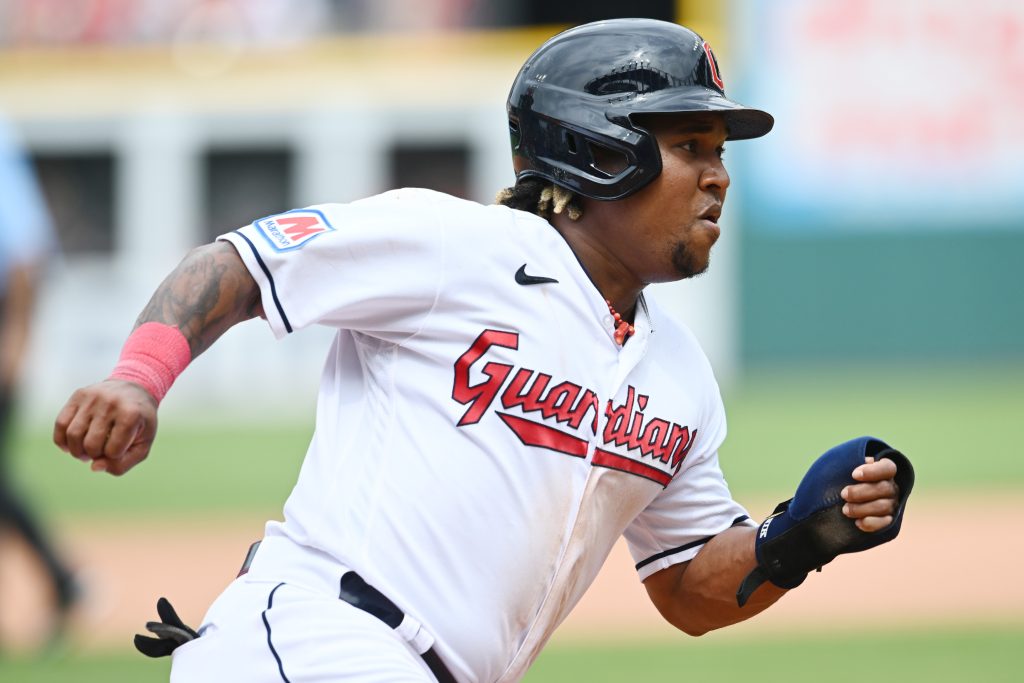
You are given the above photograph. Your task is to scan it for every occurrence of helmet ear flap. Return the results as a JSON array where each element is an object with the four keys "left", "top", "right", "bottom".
[
  {"left": 508, "top": 117, "right": 522, "bottom": 152},
  {"left": 511, "top": 92, "right": 663, "bottom": 200},
  {"left": 586, "top": 140, "right": 630, "bottom": 178},
  {"left": 563, "top": 129, "right": 579, "bottom": 155},
  {"left": 559, "top": 129, "right": 623, "bottom": 178}
]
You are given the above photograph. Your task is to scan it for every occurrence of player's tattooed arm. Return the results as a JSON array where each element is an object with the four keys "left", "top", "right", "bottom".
[
  {"left": 135, "top": 241, "right": 264, "bottom": 359},
  {"left": 52, "top": 242, "right": 262, "bottom": 474}
]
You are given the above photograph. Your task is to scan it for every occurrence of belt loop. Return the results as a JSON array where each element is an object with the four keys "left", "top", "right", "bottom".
[
  {"left": 337, "top": 570, "right": 456, "bottom": 683},
  {"left": 235, "top": 545, "right": 456, "bottom": 682},
  {"left": 394, "top": 613, "right": 435, "bottom": 655},
  {"left": 237, "top": 540, "right": 261, "bottom": 577}
]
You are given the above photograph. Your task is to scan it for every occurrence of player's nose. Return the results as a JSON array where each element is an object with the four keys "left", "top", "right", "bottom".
[{"left": 699, "top": 159, "right": 730, "bottom": 195}]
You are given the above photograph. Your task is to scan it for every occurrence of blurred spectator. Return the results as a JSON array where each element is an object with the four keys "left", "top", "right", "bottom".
[{"left": 0, "top": 115, "right": 77, "bottom": 646}]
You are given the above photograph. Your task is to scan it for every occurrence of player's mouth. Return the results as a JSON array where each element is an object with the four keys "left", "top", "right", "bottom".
[
  {"left": 697, "top": 205, "right": 722, "bottom": 239},
  {"left": 698, "top": 205, "right": 721, "bottom": 225}
]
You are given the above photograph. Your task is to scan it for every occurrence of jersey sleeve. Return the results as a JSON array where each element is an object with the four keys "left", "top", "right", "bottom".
[
  {"left": 623, "top": 383, "right": 754, "bottom": 581},
  {"left": 218, "top": 189, "right": 446, "bottom": 340}
]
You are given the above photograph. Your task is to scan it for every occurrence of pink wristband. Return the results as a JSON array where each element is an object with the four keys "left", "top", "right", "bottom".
[{"left": 108, "top": 322, "right": 192, "bottom": 404}]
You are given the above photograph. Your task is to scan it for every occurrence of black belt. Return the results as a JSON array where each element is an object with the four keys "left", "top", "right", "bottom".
[{"left": 241, "top": 542, "right": 457, "bottom": 683}]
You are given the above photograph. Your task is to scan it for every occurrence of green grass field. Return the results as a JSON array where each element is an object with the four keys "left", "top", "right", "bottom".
[
  {"left": 528, "top": 625, "right": 1024, "bottom": 683},
  {"left": 10, "top": 364, "right": 1024, "bottom": 518},
  {"left": 718, "top": 363, "right": 1024, "bottom": 496},
  {"left": 1, "top": 624, "right": 1020, "bottom": 682}
]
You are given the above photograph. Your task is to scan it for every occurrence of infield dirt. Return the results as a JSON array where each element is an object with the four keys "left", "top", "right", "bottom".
[{"left": 0, "top": 494, "right": 1021, "bottom": 652}]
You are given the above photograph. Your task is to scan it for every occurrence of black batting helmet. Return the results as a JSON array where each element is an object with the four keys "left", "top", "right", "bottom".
[{"left": 507, "top": 18, "right": 773, "bottom": 200}]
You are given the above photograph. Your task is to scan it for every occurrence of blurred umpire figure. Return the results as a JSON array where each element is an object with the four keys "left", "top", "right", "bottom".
[{"left": 0, "top": 114, "right": 78, "bottom": 647}]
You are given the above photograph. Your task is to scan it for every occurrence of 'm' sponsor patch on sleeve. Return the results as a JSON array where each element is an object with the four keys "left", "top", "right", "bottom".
[{"left": 253, "top": 209, "right": 334, "bottom": 252}]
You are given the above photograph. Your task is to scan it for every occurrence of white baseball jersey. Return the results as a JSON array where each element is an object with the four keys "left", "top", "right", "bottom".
[{"left": 214, "top": 188, "right": 752, "bottom": 683}]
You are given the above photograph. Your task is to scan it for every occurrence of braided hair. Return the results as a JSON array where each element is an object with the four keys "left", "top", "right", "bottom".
[{"left": 494, "top": 177, "right": 583, "bottom": 221}]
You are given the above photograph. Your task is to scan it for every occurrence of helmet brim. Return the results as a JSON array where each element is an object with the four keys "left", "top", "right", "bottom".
[{"left": 627, "top": 88, "right": 774, "bottom": 141}]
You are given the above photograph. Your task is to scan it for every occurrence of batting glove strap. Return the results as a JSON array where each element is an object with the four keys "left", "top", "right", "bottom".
[
  {"left": 736, "top": 500, "right": 840, "bottom": 607},
  {"left": 736, "top": 437, "right": 915, "bottom": 608}
]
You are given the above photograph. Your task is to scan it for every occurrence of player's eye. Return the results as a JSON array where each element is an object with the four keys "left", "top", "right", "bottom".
[{"left": 716, "top": 146, "right": 726, "bottom": 159}]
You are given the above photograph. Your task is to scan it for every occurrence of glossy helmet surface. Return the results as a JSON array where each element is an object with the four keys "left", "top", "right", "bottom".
[{"left": 506, "top": 18, "right": 774, "bottom": 200}]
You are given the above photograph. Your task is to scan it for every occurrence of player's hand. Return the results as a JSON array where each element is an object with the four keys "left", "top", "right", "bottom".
[
  {"left": 840, "top": 456, "right": 899, "bottom": 532},
  {"left": 53, "top": 379, "right": 158, "bottom": 476}
]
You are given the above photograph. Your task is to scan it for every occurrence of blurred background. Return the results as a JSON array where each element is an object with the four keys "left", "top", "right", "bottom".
[{"left": 0, "top": 0, "right": 1021, "bottom": 681}]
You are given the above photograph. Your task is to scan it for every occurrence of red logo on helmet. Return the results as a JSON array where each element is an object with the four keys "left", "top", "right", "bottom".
[{"left": 702, "top": 41, "right": 725, "bottom": 90}]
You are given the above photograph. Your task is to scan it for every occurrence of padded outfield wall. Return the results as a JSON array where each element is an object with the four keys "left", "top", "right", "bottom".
[{"left": 740, "top": 230, "right": 1024, "bottom": 363}]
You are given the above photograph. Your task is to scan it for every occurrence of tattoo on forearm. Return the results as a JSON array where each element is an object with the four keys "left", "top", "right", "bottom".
[{"left": 136, "top": 243, "right": 261, "bottom": 358}]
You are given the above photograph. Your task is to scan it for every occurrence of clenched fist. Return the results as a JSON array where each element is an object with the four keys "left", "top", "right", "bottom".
[{"left": 53, "top": 379, "right": 158, "bottom": 476}]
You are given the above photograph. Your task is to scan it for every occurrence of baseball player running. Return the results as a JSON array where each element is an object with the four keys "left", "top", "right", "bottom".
[{"left": 53, "top": 19, "right": 912, "bottom": 683}]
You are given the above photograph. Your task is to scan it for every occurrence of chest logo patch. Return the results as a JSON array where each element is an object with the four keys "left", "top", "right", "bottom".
[
  {"left": 452, "top": 329, "right": 697, "bottom": 487},
  {"left": 254, "top": 209, "right": 334, "bottom": 252}
]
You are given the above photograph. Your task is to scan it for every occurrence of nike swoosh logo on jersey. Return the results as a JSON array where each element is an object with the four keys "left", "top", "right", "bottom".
[{"left": 515, "top": 264, "right": 559, "bottom": 286}]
